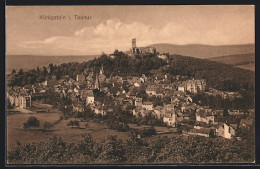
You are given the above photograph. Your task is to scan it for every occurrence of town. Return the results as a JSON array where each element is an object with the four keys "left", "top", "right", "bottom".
[{"left": 7, "top": 39, "right": 254, "bottom": 141}]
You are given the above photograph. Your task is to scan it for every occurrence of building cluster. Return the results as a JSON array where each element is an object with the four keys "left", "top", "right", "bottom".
[
  {"left": 6, "top": 38, "right": 253, "bottom": 140},
  {"left": 205, "top": 88, "right": 242, "bottom": 100},
  {"left": 7, "top": 87, "right": 31, "bottom": 109},
  {"left": 176, "top": 79, "right": 206, "bottom": 93}
]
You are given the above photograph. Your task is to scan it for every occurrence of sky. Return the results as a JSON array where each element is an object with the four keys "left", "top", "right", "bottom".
[{"left": 6, "top": 5, "right": 255, "bottom": 56}]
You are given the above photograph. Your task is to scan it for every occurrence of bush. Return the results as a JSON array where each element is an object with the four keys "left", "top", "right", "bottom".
[
  {"left": 67, "top": 120, "right": 80, "bottom": 128},
  {"left": 23, "top": 116, "right": 40, "bottom": 130}
]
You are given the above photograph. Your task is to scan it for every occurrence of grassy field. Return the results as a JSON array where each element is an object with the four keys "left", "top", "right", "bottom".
[
  {"left": 7, "top": 113, "right": 131, "bottom": 151},
  {"left": 7, "top": 112, "right": 180, "bottom": 152}
]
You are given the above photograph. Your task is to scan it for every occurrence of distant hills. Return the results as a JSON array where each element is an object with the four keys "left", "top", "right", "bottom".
[
  {"left": 6, "top": 55, "right": 97, "bottom": 74},
  {"left": 147, "top": 43, "right": 255, "bottom": 59},
  {"left": 208, "top": 53, "right": 255, "bottom": 72}
]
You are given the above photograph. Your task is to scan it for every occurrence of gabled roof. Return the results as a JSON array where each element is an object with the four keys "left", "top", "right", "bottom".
[
  {"left": 196, "top": 128, "right": 212, "bottom": 134},
  {"left": 230, "top": 124, "right": 238, "bottom": 129},
  {"left": 240, "top": 119, "right": 253, "bottom": 126},
  {"left": 164, "top": 104, "right": 175, "bottom": 109},
  {"left": 196, "top": 108, "right": 213, "bottom": 118},
  {"left": 143, "top": 101, "right": 153, "bottom": 105},
  {"left": 154, "top": 105, "right": 163, "bottom": 110}
]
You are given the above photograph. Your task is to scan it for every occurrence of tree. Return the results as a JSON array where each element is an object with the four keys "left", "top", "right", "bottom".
[
  {"left": 43, "top": 122, "right": 50, "bottom": 131},
  {"left": 23, "top": 116, "right": 40, "bottom": 130},
  {"left": 74, "top": 121, "right": 80, "bottom": 128},
  {"left": 223, "top": 108, "right": 229, "bottom": 117},
  {"left": 11, "top": 69, "right": 16, "bottom": 74},
  {"left": 18, "top": 69, "right": 23, "bottom": 75},
  {"left": 67, "top": 120, "right": 80, "bottom": 128},
  {"left": 97, "top": 135, "right": 126, "bottom": 163},
  {"left": 209, "top": 129, "right": 215, "bottom": 138},
  {"left": 67, "top": 120, "right": 75, "bottom": 127},
  {"left": 78, "top": 134, "right": 96, "bottom": 157}
]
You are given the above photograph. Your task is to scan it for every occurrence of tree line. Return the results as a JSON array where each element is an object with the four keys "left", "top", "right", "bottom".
[{"left": 8, "top": 133, "right": 254, "bottom": 164}]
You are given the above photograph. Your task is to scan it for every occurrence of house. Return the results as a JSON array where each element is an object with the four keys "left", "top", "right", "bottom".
[
  {"left": 155, "top": 89, "right": 164, "bottom": 98},
  {"left": 163, "top": 111, "right": 176, "bottom": 127},
  {"left": 194, "top": 121, "right": 208, "bottom": 129},
  {"left": 18, "top": 95, "right": 31, "bottom": 109},
  {"left": 93, "top": 103, "right": 107, "bottom": 116},
  {"left": 185, "top": 80, "right": 197, "bottom": 93},
  {"left": 171, "top": 97, "right": 180, "bottom": 105},
  {"left": 216, "top": 123, "right": 236, "bottom": 139},
  {"left": 196, "top": 108, "right": 214, "bottom": 124},
  {"left": 239, "top": 119, "right": 253, "bottom": 130},
  {"left": 184, "top": 79, "right": 206, "bottom": 93},
  {"left": 142, "top": 101, "right": 153, "bottom": 110},
  {"left": 141, "top": 110, "right": 154, "bottom": 117},
  {"left": 86, "top": 90, "right": 95, "bottom": 105},
  {"left": 146, "top": 85, "right": 157, "bottom": 95},
  {"left": 133, "top": 107, "right": 144, "bottom": 117},
  {"left": 177, "top": 85, "right": 185, "bottom": 92},
  {"left": 134, "top": 82, "right": 141, "bottom": 88},
  {"left": 76, "top": 74, "right": 85, "bottom": 82},
  {"left": 188, "top": 128, "right": 214, "bottom": 137},
  {"left": 185, "top": 96, "right": 193, "bottom": 103},
  {"left": 123, "top": 98, "right": 134, "bottom": 106},
  {"left": 72, "top": 101, "right": 84, "bottom": 112},
  {"left": 181, "top": 103, "right": 197, "bottom": 113},
  {"left": 212, "top": 110, "right": 223, "bottom": 116},
  {"left": 42, "top": 80, "right": 48, "bottom": 86},
  {"left": 164, "top": 104, "right": 175, "bottom": 113},
  {"left": 154, "top": 105, "right": 164, "bottom": 118},
  {"left": 176, "top": 111, "right": 189, "bottom": 122},
  {"left": 228, "top": 110, "right": 244, "bottom": 116},
  {"left": 7, "top": 91, "right": 17, "bottom": 106}
]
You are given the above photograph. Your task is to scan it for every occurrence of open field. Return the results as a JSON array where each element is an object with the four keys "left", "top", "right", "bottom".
[
  {"left": 236, "top": 63, "right": 255, "bottom": 72},
  {"left": 7, "top": 112, "right": 132, "bottom": 151},
  {"left": 7, "top": 112, "right": 61, "bottom": 151}
]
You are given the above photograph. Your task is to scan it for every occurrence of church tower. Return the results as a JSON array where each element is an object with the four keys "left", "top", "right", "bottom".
[
  {"left": 100, "top": 64, "right": 104, "bottom": 75},
  {"left": 94, "top": 73, "right": 100, "bottom": 90}
]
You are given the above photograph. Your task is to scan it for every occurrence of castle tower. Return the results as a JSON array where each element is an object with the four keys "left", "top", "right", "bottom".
[{"left": 132, "top": 38, "right": 136, "bottom": 48}]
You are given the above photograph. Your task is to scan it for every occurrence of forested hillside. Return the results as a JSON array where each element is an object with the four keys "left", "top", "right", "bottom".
[{"left": 9, "top": 51, "right": 255, "bottom": 93}]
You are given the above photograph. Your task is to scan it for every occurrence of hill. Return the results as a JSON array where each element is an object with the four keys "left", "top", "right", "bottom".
[
  {"left": 6, "top": 55, "right": 97, "bottom": 74},
  {"left": 207, "top": 53, "right": 255, "bottom": 71},
  {"left": 146, "top": 43, "right": 255, "bottom": 59},
  {"left": 207, "top": 53, "right": 255, "bottom": 66},
  {"left": 9, "top": 52, "right": 255, "bottom": 94}
]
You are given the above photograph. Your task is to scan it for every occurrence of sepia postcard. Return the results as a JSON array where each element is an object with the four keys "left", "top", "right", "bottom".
[{"left": 6, "top": 5, "right": 255, "bottom": 165}]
